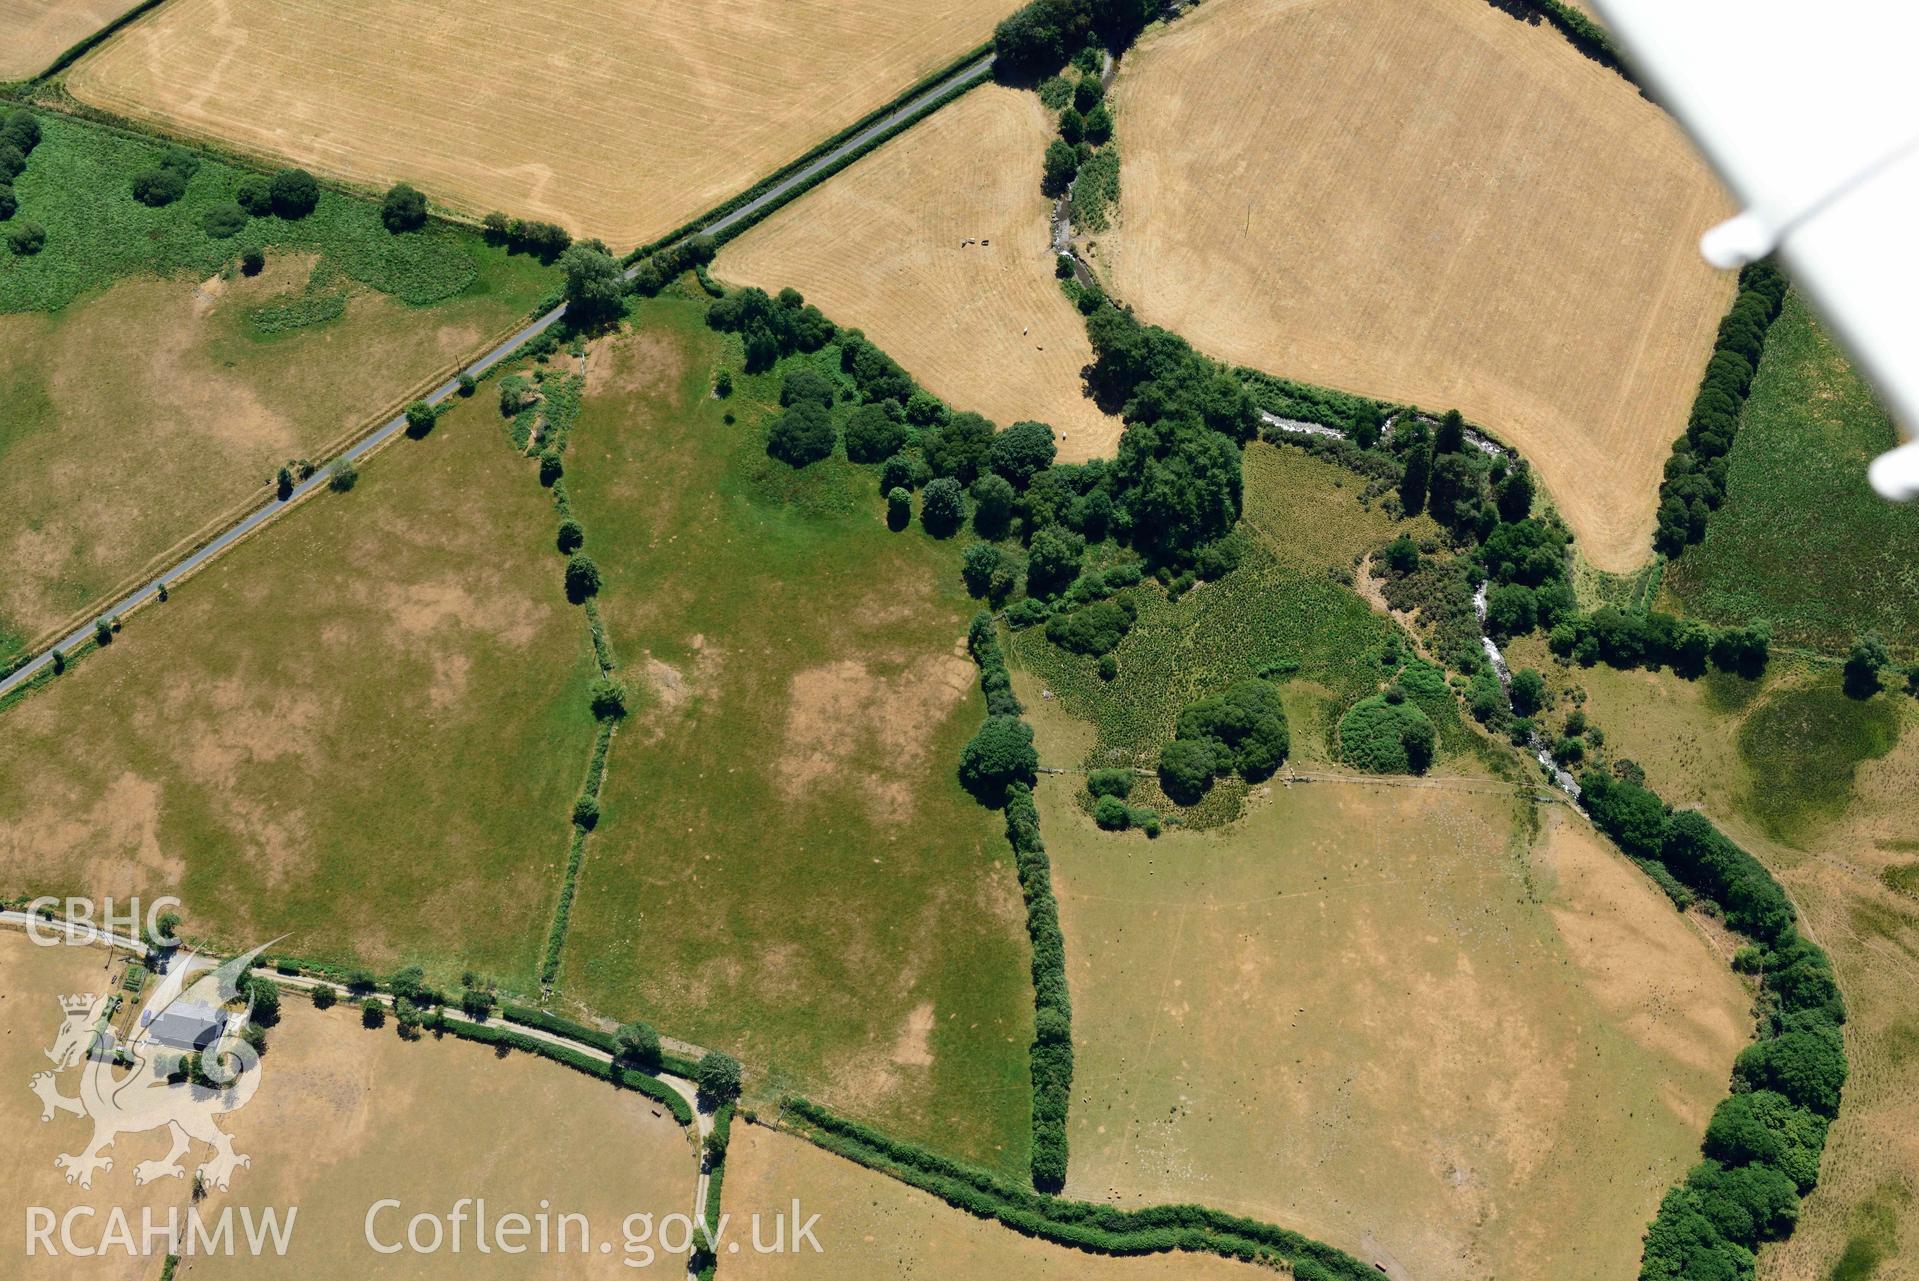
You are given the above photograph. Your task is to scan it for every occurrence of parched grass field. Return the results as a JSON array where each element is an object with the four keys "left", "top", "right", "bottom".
[
  {"left": 0, "top": 395, "right": 599, "bottom": 988},
  {"left": 1522, "top": 649, "right": 1919, "bottom": 1279},
  {"left": 1025, "top": 697, "right": 1748, "bottom": 1280},
  {"left": 1100, "top": 0, "right": 1734, "bottom": 572},
  {"left": 0, "top": 931, "right": 186, "bottom": 1281},
  {"left": 66, "top": 0, "right": 1017, "bottom": 250},
  {"left": 0, "top": 0, "right": 144, "bottom": 79},
  {"left": 1665, "top": 291, "right": 1919, "bottom": 653},
  {"left": 555, "top": 297, "right": 1035, "bottom": 1174},
  {"left": 717, "top": 85, "right": 1121, "bottom": 461},
  {"left": 0, "top": 114, "right": 557, "bottom": 662},
  {"left": 188, "top": 996, "right": 693, "bottom": 1278},
  {"left": 720, "top": 1122, "right": 1266, "bottom": 1281}
]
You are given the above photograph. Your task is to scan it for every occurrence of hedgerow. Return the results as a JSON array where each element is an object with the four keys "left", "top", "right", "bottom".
[
  {"left": 783, "top": 1097, "right": 1379, "bottom": 1277},
  {"left": 1483, "top": 0, "right": 1627, "bottom": 75},
  {"left": 1548, "top": 607, "right": 1770, "bottom": 679},
  {"left": 1654, "top": 262, "right": 1790, "bottom": 556},
  {"left": 1576, "top": 769, "right": 1847, "bottom": 1279},
  {"left": 968, "top": 611, "right": 1074, "bottom": 1191},
  {"left": 440, "top": 1019, "right": 692, "bottom": 1125}
]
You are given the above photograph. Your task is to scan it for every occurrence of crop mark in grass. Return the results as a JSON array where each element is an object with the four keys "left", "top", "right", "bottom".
[
  {"left": 1736, "top": 676, "right": 1902, "bottom": 843},
  {"left": 1827, "top": 1181, "right": 1908, "bottom": 1281}
]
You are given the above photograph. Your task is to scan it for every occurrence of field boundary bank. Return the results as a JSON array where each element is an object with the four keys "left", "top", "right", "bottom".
[
  {"left": 965, "top": 613, "right": 1072, "bottom": 1192},
  {"left": 514, "top": 346, "right": 623, "bottom": 994},
  {"left": 1651, "top": 263, "right": 1789, "bottom": 559},
  {"left": 772, "top": 1096, "right": 1384, "bottom": 1278}
]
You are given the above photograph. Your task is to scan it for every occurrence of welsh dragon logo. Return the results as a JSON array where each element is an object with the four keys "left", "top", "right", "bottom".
[{"left": 30, "top": 941, "right": 276, "bottom": 1191}]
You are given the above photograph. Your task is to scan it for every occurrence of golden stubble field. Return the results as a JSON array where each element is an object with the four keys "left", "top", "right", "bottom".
[
  {"left": 1024, "top": 679, "right": 1749, "bottom": 1280},
  {"left": 0, "top": 0, "right": 143, "bottom": 79},
  {"left": 720, "top": 1122, "right": 1266, "bottom": 1281},
  {"left": 1099, "top": 0, "right": 1735, "bottom": 571},
  {"left": 67, "top": 0, "right": 1016, "bottom": 249},
  {"left": 717, "top": 85, "right": 1122, "bottom": 461}
]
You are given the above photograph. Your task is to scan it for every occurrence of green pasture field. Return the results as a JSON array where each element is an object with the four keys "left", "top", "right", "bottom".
[
  {"left": 0, "top": 391, "right": 598, "bottom": 987},
  {"left": 1665, "top": 291, "right": 1919, "bottom": 653},
  {"left": 554, "top": 295, "right": 1035, "bottom": 1176},
  {"left": 0, "top": 113, "right": 556, "bottom": 660}
]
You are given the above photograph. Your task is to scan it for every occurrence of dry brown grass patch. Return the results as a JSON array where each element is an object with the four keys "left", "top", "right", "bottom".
[
  {"left": 1102, "top": 0, "right": 1734, "bottom": 571},
  {"left": 717, "top": 86, "right": 1121, "bottom": 460},
  {"left": 777, "top": 648, "right": 977, "bottom": 826}
]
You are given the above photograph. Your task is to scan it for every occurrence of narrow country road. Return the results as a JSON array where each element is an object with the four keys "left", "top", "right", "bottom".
[{"left": 0, "top": 52, "right": 996, "bottom": 704}]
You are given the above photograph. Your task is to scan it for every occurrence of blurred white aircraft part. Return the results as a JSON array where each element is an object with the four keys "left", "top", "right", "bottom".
[{"left": 1591, "top": 0, "right": 1919, "bottom": 498}]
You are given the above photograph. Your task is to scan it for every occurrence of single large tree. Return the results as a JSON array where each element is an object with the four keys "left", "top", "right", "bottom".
[{"left": 560, "top": 242, "right": 625, "bottom": 324}]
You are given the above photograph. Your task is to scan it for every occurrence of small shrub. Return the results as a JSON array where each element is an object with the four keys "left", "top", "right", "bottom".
[
  {"left": 200, "top": 202, "right": 247, "bottom": 238},
  {"left": 564, "top": 553, "right": 602, "bottom": 602},
  {"left": 269, "top": 168, "right": 320, "bottom": 219},
  {"left": 457, "top": 372, "right": 477, "bottom": 397},
  {"left": 885, "top": 486, "right": 912, "bottom": 532},
  {"left": 240, "top": 248, "right": 265, "bottom": 276},
  {"left": 403, "top": 400, "right": 437, "bottom": 439},
  {"left": 131, "top": 168, "right": 187, "bottom": 207},
  {"left": 310, "top": 985, "right": 336, "bottom": 1010},
  {"left": 360, "top": 999, "right": 386, "bottom": 1029},
  {"left": 381, "top": 181, "right": 428, "bottom": 232},
  {"left": 1093, "top": 795, "right": 1130, "bottom": 829},
  {"left": 556, "top": 519, "right": 585, "bottom": 553},
  {"left": 571, "top": 796, "right": 600, "bottom": 830},
  {"left": 236, "top": 175, "right": 272, "bottom": 215},
  {"left": 538, "top": 450, "right": 563, "bottom": 486},
  {"left": 6, "top": 220, "right": 45, "bottom": 255},
  {"left": 327, "top": 458, "right": 359, "bottom": 492},
  {"left": 587, "top": 676, "right": 628, "bottom": 720},
  {"left": 1087, "top": 768, "right": 1133, "bottom": 799}
]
